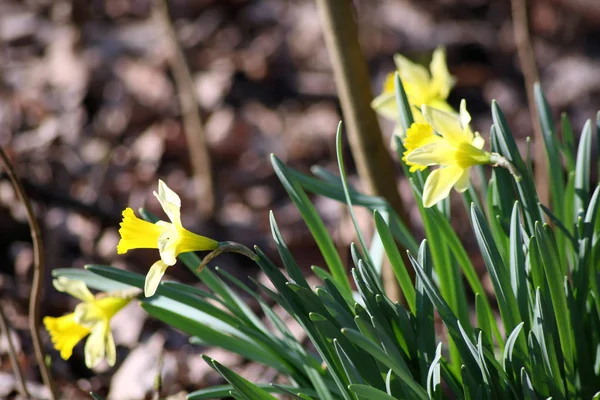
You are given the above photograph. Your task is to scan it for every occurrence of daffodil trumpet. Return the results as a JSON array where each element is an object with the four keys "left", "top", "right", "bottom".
[
  {"left": 403, "top": 100, "right": 518, "bottom": 207},
  {"left": 117, "top": 180, "right": 219, "bottom": 297},
  {"left": 43, "top": 277, "right": 140, "bottom": 368}
]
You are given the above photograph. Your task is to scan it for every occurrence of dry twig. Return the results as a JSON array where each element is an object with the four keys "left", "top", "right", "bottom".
[
  {"left": 315, "top": 0, "right": 413, "bottom": 302},
  {"left": 0, "top": 147, "right": 57, "bottom": 400},
  {"left": 511, "top": 0, "right": 548, "bottom": 205},
  {"left": 154, "top": 0, "right": 215, "bottom": 218},
  {"left": 0, "top": 305, "right": 30, "bottom": 398}
]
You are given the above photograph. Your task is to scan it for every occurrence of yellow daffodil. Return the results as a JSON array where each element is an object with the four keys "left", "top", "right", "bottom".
[
  {"left": 403, "top": 100, "right": 492, "bottom": 208},
  {"left": 372, "top": 47, "right": 455, "bottom": 132},
  {"left": 44, "top": 277, "right": 135, "bottom": 368},
  {"left": 117, "top": 180, "right": 218, "bottom": 297}
]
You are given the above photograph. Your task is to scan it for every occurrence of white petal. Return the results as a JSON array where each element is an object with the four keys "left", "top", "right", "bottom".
[
  {"left": 422, "top": 166, "right": 464, "bottom": 208},
  {"left": 157, "top": 229, "right": 178, "bottom": 266},
  {"left": 145, "top": 260, "right": 169, "bottom": 297},
  {"left": 84, "top": 323, "right": 107, "bottom": 368},
  {"left": 104, "top": 329, "right": 117, "bottom": 367},
  {"left": 53, "top": 277, "right": 95, "bottom": 302},
  {"left": 153, "top": 180, "right": 182, "bottom": 226}
]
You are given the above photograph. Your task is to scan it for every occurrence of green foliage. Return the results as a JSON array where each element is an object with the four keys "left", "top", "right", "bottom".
[{"left": 55, "top": 80, "right": 600, "bottom": 399}]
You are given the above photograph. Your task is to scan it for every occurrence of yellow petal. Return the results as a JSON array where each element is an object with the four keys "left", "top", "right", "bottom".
[
  {"left": 371, "top": 92, "right": 399, "bottom": 120},
  {"left": 421, "top": 105, "right": 465, "bottom": 146},
  {"left": 422, "top": 166, "right": 464, "bottom": 208},
  {"left": 84, "top": 323, "right": 108, "bottom": 368},
  {"left": 145, "top": 260, "right": 170, "bottom": 297},
  {"left": 405, "top": 140, "right": 455, "bottom": 167},
  {"left": 44, "top": 313, "right": 90, "bottom": 360},
  {"left": 117, "top": 208, "right": 164, "bottom": 254},
  {"left": 429, "top": 47, "right": 454, "bottom": 99},
  {"left": 454, "top": 168, "right": 471, "bottom": 193},
  {"left": 154, "top": 180, "right": 182, "bottom": 227},
  {"left": 53, "top": 277, "right": 94, "bottom": 302}
]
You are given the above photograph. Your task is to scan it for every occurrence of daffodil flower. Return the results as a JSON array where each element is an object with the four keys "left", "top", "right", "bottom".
[
  {"left": 117, "top": 180, "right": 218, "bottom": 297},
  {"left": 403, "top": 100, "right": 494, "bottom": 208},
  {"left": 372, "top": 47, "right": 455, "bottom": 131},
  {"left": 43, "top": 277, "right": 135, "bottom": 368}
]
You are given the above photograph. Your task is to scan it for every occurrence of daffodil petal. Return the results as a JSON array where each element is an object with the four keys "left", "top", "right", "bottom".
[
  {"left": 145, "top": 260, "right": 169, "bottom": 297},
  {"left": 405, "top": 140, "right": 455, "bottom": 166},
  {"left": 393, "top": 53, "right": 430, "bottom": 92},
  {"left": 105, "top": 329, "right": 117, "bottom": 367},
  {"left": 44, "top": 314, "right": 91, "bottom": 360},
  {"left": 429, "top": 47, "right": 454, "bottom": 99},
  {"left": 157, "top": 229, "right": 178, "bottom": 266},
  {"left": 422, "top": 166, "right": 464, "bottom": 208},
  {"left": 472, "top": 134, "right": 485, "bottom": 150},
  {"left": 454, "top": 168, "right": 471, "bottom": 193},
  {"left": 421, "top": 105, "right": 465, "bottom": 146},
  {"left": 371, "top": 92, "right": 399, "bottom": 120},
  {"left": 53, "top": 277, "right": 94, "bottom": 302},
  {"left": 154, "top": 180, "right": 182, "bottom": 227},
  {"left": 84, "top": 323, "right": 107, "bottom": 368}
]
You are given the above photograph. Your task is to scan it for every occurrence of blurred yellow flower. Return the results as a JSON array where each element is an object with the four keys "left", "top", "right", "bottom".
[
  {"left": 43, "top": 277, "right": 133, "bottom": 368},
  {"left": 117, "top": 180, "right": 218, "bottom": 297},
  {"left": 404, "top": 100, "right": 491, "bottom": 208},
  {"left": 372, "top": 47, "right": 455, "bottom": 132}
]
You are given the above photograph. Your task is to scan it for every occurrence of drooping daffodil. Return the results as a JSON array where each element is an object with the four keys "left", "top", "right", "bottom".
[
  {"left": 371, "top": 47, "right": 455, "bottom": 133},
  {"left": 403, "top": 100, "right": 494, "bottom": 208},
  {"left": 44, "top": 277, "right": 137, "bottom": 368},
  {"left": 117, "top": 180, "right": 218, "bottom": 297}
]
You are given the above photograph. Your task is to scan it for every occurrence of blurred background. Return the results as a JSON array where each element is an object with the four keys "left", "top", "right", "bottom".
[{"left": 0, "top": 0, "right": 599, "bottom": 398}]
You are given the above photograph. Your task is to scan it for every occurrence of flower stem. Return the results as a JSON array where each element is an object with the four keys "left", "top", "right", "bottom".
[
  {"left": 490, "top": 152, "right": 521, "bottom": 179},
  {"left": 196, "top": 242, "right": 258, "bottom": 273}
]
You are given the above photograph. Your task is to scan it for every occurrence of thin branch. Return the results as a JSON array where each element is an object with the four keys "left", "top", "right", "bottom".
[
  {"left": 154, "top": 0, "right": 215, "bottom": 218},
  {"left": 511, "top": 0, "right": 548, "bottom": 205},
  {"left": 315, "top": 0, "right": 413, "bottom": 302},
  {"left": 0, "top": 147, "right": 58, "bottom": 400},
  {"left": 0, "top": 305, "right": 30, "bottom": 398}
]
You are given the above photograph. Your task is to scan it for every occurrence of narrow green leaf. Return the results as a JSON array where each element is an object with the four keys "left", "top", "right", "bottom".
[
  {"left": 349, "top": 384, "right": 397, "bottom": 400},
  {"left": 271, "top": 155, "right": 352, "bottom": 297},
  {"left": 373, "top": 210, "right": 416, "bottom": 313},
  {"left": 574, "top": 119, "right": 592, "bottom": 220},
  {"left": 205, "top": 357, "right": 279, "bottom": 400}
]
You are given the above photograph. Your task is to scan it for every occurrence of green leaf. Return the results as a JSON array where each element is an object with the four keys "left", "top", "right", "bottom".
[
  {"left": 373, "top": 210, "right": 416, "bottom": 313},
  {"left": 187, "top": 384, "right": 319, "bottom": 400},
  {"left": 535, "top": 83, "right": 565, "bottom": 219},
  {"left": 89, "top": 393, "right": 104, "bottom": 400},
  {"left": 426, "top": 343, "right": 443, "bottom": 400},
  {"left": 349, "top": 384, "right": 397, "bottom": 400},
  {"left": 342, "top": 328, "right": 427, "bottom": 399},
  {"left": 204, "top": 357, "right": 279, "bottom": 400},
  {"left": 471, "top": 204, "right": 521, "bottom": 335},
  {"left": 394, "top": 72, "right": 414, "bottom": 131},
  {"left": 335, "top": 122, "right": 372, "bottom": 269},
  {"left": 574, "top": 119, "right": 592, "bottom": 220},
  {"left": 271, "top": 154, "right": 352, "bottom": 297}
]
